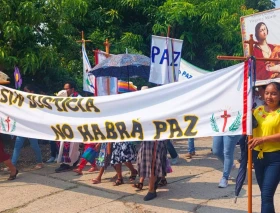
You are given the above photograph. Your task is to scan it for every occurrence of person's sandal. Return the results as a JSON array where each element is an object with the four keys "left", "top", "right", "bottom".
[
  {"left": 73, "top": 168, "right": 83, "bottom": 175},
  {"left": 110, "top": 174, "right": 118, "bottom": 181},
  {"left": 133, "top": 182, "right": 143, "bottom": 190},
  {"left": 92, "top": 179, "right": 101, "bottom": 184},
  {"left": 34, "top": 163, "right": 43, "bottom": 170},
  {"left": 1, "top": 167, "right": 10, "bottom": 172},
  {"left": 129, "top": 170, "right": 138, "bottom": 182},
  {"left": 88, "top": 166, "right": 98, "bottom": 172},
  {"left": 8, "top": 169, "right": 19, "bottom": 181},
  {"left": 113, "top": 178, "right": 124, "bottom": 186}
]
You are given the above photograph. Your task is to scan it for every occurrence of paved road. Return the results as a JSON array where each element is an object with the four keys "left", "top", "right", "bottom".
[{"left": 1, "top": 137, "right": 279, "bottom": 213}]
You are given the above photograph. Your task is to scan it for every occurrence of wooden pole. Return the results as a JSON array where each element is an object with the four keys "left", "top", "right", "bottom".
[
  {"left": 106, "top": 76, "right": 112, "bottom": 154},
  {"left": 76, "top": 31, "right": 92, "bottom": 95},
  {"left": 76, "top": 31, "right": 91, "bottom": 46},
  {"left": 104, "top": 39, "right": 110, "bottom": 57},
  {"left": 217, "top": 56, "right": 247, "bottom": 61},
  {"left": 151, "top": 140, "right": 158, "bottom": 182},
  {"left": 167, "top": 25, "right": 171, "bottom": 37},
  {"left": 151, "top": 25, "right": 172, "bottom": 189},
  {"left": 244, "top": 35, "right": 257, "bottom": 56},
  {"left": 218, "top": 55, "right": 280, "bottom": 62},
  {"left": 247, "top": 135, "right": 253, "bottom": 212}
]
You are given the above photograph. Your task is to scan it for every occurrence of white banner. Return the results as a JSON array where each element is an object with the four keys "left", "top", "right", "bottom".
[
  {"left": 149, "top": 35, "right": 183, "bottom": 84},
  {"left": 82, "top": 45, "right": 95, "bottom": 93},
  {"left": 178, "top": 59, "right": 210, "bottom": 81},
  {"left": 0, "top": 63, "right": 251, "bottom": 143}
]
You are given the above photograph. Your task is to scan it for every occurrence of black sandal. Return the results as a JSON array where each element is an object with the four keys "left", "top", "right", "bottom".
[
  {"left": 133, "top": 182, "right": 143, "bottom": 190},
  {"left": 8, "top": 169, "right": 18, "bottom": 181},
  {"left": 158, "top": 178, "right": 167, "bottom": 187},
  {"left": 113, "top": 178, "right": 124, "bottom": 186},
  {"left": 129, "top": 170, "right": 138, "bottom": 182}
]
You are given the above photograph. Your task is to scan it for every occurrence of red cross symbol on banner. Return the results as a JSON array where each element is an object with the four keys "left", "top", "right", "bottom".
[
  {"left": 221, "top": 110, "right": 231, "bottom": 132},
  {"left": 5, "top": 117, "right": 11, "bottom": 132}
]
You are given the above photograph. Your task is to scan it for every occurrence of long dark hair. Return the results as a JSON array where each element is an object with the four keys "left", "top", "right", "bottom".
[
  {"left": 266, "top": 82, "right": 280, "bottom": 91},
  {"left": 24, "top": 84, "right": 39, "bottom": 93},
  {"left": 255, "top": 22, "right": 268, "bottom": 41},
  {"left": 64, "top": 81, "right": 76, "bottom": 90}
]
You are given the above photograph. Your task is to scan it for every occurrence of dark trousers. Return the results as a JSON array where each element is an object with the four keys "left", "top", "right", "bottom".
[
  {"left": 253, "top": 150, "right": 280, "bottom": 213},
  {"left": 166, "top": 140, "right": 178, "bottom": 159},
  {"left": 50, "top": 141, "right": 58, "bottom": 158}
]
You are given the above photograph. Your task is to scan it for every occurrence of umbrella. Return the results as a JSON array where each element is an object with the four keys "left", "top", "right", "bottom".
[
  {"left": 118, "top": 80, "right": 137, "bottom": 93},
  {"left": 89, "top": 54, "right": 150, "bottom": 81},
  {"left": 234, "top": 135, "right": 248, "bottom": 203}
]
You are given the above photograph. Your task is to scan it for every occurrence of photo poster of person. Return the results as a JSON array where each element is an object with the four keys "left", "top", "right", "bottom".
[{"left": 241, "top": 8, "right": 280, "bottom": 85}]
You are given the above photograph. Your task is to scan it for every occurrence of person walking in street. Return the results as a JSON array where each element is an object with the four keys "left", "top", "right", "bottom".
[
  {"left": 0, "top": 137, "right": 18, "bottom": 180},
  {"left": 55, "top": 82, "right": 81, "bottom": 173},
  {"left": 46, "top": 141, "right": 58, "bottom": 163},
  {"left": 11, "top": 84, "right": 43, "bottom": 169},
  {"left": 212, "top": 135, "right": 240, "bottom": 188},
  {"left": 73, "top": 143, "right": 98, "bottom": 175},
  {"left": 248, "top": 82, "right": 280, "bottom": 213},
  {"left": 166, "top": 139, "right": 179, "bottom": 165},
  {"left": 136, "top": 140, "right": 167, "bottom": 201},
  {"left": 110, "top": 141, "right": 138, "bottom": 186},
  {"left": 186, "top": 138, "right": 196, "bottom": 159}
]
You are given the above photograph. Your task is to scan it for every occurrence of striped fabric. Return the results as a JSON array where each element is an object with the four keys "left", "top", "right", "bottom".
[{"left": 137, "top": 140, "right": 167, "bottom": 178}]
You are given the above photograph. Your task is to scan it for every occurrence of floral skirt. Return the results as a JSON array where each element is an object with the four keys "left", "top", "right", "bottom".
[{"left": 110, "top": 142, "right": 136, "bottom": 165}]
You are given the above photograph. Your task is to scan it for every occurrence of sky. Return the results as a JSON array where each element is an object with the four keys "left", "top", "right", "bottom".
[{"left": 276, "top": 1, "right": 280, "bottom": 8}]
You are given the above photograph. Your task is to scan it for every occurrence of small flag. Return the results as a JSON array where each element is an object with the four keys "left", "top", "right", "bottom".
[
  {"left": 82, "top": 45, "right": 95, "bottom": 93},
  {"left": 94, "top": 49, "right": 109, "bottom": 65},
  {"left": 14, "top": 67, "right": 22, "bottom": 89}
]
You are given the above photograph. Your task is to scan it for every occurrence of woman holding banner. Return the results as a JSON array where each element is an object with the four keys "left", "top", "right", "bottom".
[{"left": 248, "top": 82, "right": 280, "bottom": 213}]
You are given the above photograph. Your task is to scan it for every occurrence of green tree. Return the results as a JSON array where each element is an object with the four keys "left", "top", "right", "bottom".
[
  {"left": 245, "top": 0, "right": 276, "bottom": 11},
  {"left": 0, "top": 0, "right": 267, "bottom": 92},
  {"left": 0, "top": 0, "right": 88, "bottom": 93},
  {"left": 152, "top": 0, "right": 255, "bottom": 70}
]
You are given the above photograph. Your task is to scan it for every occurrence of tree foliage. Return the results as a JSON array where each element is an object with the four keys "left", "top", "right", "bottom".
[
  {"left": 245, "top": 0, "right": 276, "bottom": 11},
  {"left": 0, "top": 0, "right": 276, "bottom": 93}
]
